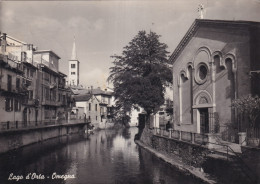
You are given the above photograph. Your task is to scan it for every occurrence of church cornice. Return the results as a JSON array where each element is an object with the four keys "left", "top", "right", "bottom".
[{"left": 169, "top": 19, "right": 260, "bottom": 64}]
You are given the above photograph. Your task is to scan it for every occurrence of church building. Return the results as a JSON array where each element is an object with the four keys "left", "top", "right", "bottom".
[
  {"left": 170, "top": 19, "right": 260, "bottom": 141},
  {"left": 68, "top": 37, "right": 80, "bottom": 86}
]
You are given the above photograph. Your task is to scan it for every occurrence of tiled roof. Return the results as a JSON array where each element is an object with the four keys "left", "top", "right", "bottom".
[
  {"left": 71, "top": 87, "right": 113, "bottom": 96},
  {"left": 73, "top": 94, "right": 92, "bottom": 102}
]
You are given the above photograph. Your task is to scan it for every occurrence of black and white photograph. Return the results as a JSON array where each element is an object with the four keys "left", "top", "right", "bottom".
[{"left": 0, "top": 0, "right": 260, "bottom": 183}]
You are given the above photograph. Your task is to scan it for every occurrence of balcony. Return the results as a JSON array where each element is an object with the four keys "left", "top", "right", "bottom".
[
  {"left": 58, "top": 83, "right": 66, "bottom": 89},
  {"left": 0, "top": 54, "right": 23, "bottom": 73},
  {"left": 57, "top": 100, "right": 67, "bottom": 106},
  {"left": 42, "top": 99, "right": 59, "bottom": 106},
  {"left": 27, "top": 99, "right": 39, "bottom": 106},
  {"left": 0, "top": 82, "right": 27, "bottom": 95}
]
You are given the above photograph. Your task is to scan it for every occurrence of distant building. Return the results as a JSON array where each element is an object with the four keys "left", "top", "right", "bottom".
[
  {"left": 73, "top": 93, "right": 101, "bottom": 126},
  {"left": 71, "top": 87, "right": 115, "bottom": 125},
  {"left": 68, "top": 37, "right": 80, "bottom": 86},
  {"left": 170, "top": 19, "right": 260, "bottom": 142}
]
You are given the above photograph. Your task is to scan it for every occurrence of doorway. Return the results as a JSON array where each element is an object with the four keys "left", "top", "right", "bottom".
[{"left": 199, "top": 108, "right": 209, "bottom": 133}]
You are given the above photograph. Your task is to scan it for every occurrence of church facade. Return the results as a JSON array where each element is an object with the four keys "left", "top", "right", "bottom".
[{"left": 170, "top": 19, "right": 260, "bottom": 140}]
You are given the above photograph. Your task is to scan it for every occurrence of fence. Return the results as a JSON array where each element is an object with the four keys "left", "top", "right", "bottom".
[
  {"left": 247, "top": 128, "right": 260, "bottom": 139},
  {"left": 0, "top": 119, "right": 89, "bottom": 132},
  {"left": 153, "top": 128, "right": 209, "bottom": 145}
]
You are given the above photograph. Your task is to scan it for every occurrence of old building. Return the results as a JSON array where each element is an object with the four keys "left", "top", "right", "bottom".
[
  {"left": 73, "top": 93, "right": 101, "bottom": 126},
  {"left": 0, "top": 33, "right": 39, "bottom": 128},
  {"left": 170, "top": 19, "right": 260, "bottom": 142},
  {"left": 0, "top": 33, "right": 72, "bottom": 129},
  {"left": 33, "top": 50, "right": 72, "bottom": 124}
]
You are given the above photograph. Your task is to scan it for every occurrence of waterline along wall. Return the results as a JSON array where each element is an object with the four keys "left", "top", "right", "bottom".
[
  {"left": 0, "top": 122, "right": 87, "bottom": 154},
  {"left": 138, "top": 127, "right": 259, "bottom": 184}
]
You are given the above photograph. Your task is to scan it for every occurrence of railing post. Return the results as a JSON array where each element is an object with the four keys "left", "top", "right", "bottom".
[
  {"left": 227, "top": 147, "right": 229, "bottom": 161},
  {"left": 179, "top": 131, "right": 182, "bottom": 141},
  {"left": 168, "top": 128, "right": 173, "bottom": 138},
  {"left": 238, "top": 132, "right": 247, "bottom": 146},
  {"left": 191, "top": 132, "right": 195, "bottom": 144}
]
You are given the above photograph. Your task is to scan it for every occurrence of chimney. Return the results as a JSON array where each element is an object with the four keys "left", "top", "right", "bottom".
[
  {"left": 1, "top": 33, "right": 7, "bottom": 53},
  {"left": 3, "top": 33, "right": 7, "bottom": 41},
  {"left": 28, "top": 44, "right": 33, "bottom": 50}
]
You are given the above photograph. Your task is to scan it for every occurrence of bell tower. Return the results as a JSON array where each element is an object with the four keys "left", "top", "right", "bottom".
[{"left": 68, "top": 37, "right": 80, "bottom": 86}]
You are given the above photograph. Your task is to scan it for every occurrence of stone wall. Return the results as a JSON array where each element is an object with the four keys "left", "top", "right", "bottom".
[
  {"left": 140, "top": 128, "right": 208, "bottom": 168},
  {"left": 0, "top": 123, "right": 87, "bottom": 154}
]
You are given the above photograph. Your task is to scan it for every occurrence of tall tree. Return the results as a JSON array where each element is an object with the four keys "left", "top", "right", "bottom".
[{"left": 108, "top": 31, "right": 172, "bottom": 124}]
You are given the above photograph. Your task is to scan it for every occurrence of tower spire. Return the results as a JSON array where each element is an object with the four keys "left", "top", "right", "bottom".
[{"left": 71, "top": 36, "right": 77, "bottom": 60}]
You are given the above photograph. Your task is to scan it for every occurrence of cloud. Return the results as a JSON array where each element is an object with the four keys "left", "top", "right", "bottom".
[
  {"left": 0, "top": 9, "right": 15, "bottom": 27},
  {"left": 80, "top": 68, "right": 109, "bottom": 88},
  {"left": 31, "top": 17, "right": 62, "bottom": 30},
  {"left": 67, "top": 16, "right": 105, "bottom": 32}
]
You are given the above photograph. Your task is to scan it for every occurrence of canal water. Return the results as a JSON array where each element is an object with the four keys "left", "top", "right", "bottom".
[{"left": 0, "top": 127, "right": 203, "bottom": 184}]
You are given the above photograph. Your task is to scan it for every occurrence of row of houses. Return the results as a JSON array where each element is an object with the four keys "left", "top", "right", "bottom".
[
  {"left": 0, "top": 33, "right": 73, "bottom": 130},
  {"left": 0, "top": 33, "right": 118, "bottom": 131}
]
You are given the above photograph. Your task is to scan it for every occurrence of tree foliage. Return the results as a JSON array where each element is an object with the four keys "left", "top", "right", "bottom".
[
  {"left": 232, "top": 95, "right": 260, "bottom": 127},
  {"left": 108, "top": 31, "right": 172, "bottom": 119}
]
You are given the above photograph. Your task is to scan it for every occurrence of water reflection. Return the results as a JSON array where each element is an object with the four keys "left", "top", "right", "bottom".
[{"left": 0, "top": 128, "right": 202, "bottom": 184}]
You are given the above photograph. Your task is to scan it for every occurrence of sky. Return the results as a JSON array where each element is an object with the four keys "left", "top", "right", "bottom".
[{"left": 0, "top": 0, "right": 260, "bottom": 88}]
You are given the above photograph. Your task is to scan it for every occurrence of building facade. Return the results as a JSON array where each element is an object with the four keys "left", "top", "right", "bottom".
[
  {"left": 74, "top": 94, "right": 101, "bottom": 126},
  {"left": 0, "top": 33, "right": 72, "bottom": 129},
  {"left": 170, "top": 19, "right": 260, "bottom": 141}
]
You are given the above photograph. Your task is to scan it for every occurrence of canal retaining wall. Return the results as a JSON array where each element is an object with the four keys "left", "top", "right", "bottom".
[
  {"left": 0, "top": 123, "right": 87, "bottom": 154},
  {"left": 138, "top": 127, "right": 259, "bottom": 184}
]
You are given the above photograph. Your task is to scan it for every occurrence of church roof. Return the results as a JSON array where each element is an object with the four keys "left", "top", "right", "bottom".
[{"left": 169, "top": 19, "right": 260, "bottom": 64}]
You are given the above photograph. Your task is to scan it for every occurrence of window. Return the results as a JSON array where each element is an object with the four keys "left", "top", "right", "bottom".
[
  {"left": 16, "top": 78, "right": 20, "bottom": 90},
  {"left": 199, "top": 65, "right": 207, "bottom": 80},
  {"left": 71, "top": 64, "right": 76, "bottom": 68},
  {"left": 89, "top": 103, "right": 91, "bottom": 111},
  {"left": 5, "top": 98, "right": 13, "bottom": 112},
  {"left": 7, "top": 75, "right": 12, "bottom": 91},
  {"left": 30, "top": 70, "right": 34, "bottom": 78},
  {"left": 89, "top": 116, "right": 91, "bottom": 120},
  {"left": 14, "top": 99, "right": 21, "bottom": 111},
  {"left": 58, "top": 93, "right": 61, "bottom": 102},
  {"left": 195, "top": 63, "right": 208, "bottom": 85},
  {"left": 44, "top": 72, "right": 50, "bottom": 81},
  {"left": 95, "top": 104, "right": 97, "bottom": 111},
  {"left": 71, "top": 72, "right": 76, "bottom": 75},
  {"left": 29, "top": 90, "right": 33, "bottom": 100},
  {"left": 27, "top": 68, "right": 30, "bottom": 77},
  {"left": 45, "top": 87, "right": 50, "bottom": 100}
]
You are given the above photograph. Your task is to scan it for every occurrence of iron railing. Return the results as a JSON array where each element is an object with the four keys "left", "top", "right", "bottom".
[
  {"left": 0, "top": 119, "right": 90, "bottom": 132},
  {"left": 152, "top": 128, "right": 257, "bottom": 183}
]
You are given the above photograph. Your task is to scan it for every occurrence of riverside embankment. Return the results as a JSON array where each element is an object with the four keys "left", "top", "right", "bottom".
[{"left": 0, "top": 122, "right": 87, "bottom": 154}]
